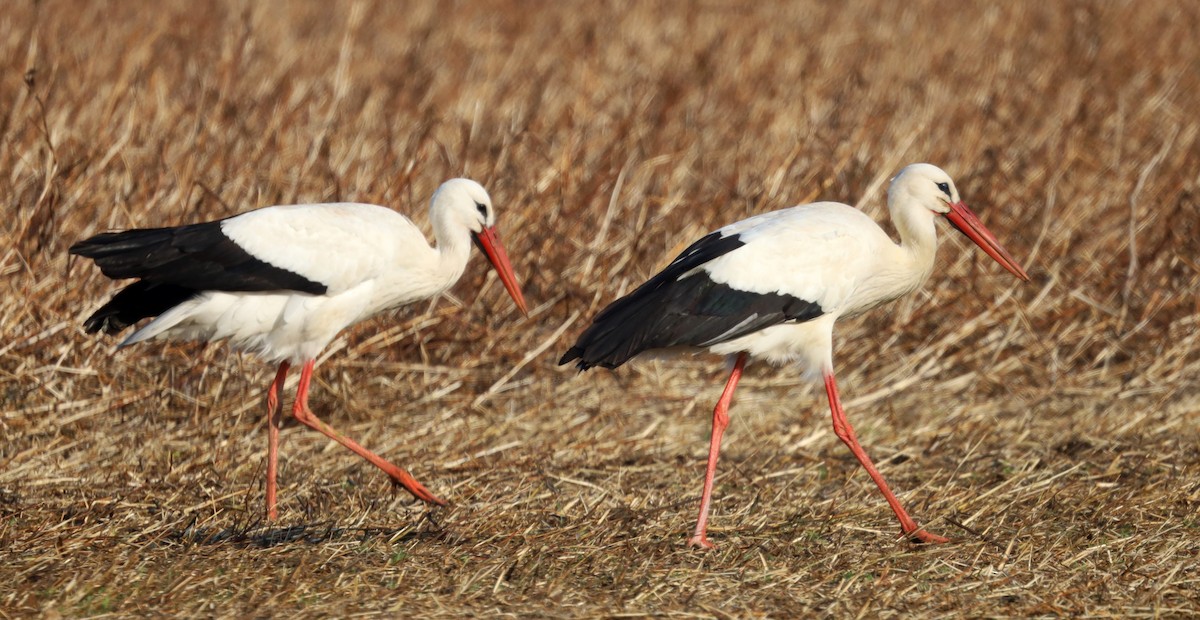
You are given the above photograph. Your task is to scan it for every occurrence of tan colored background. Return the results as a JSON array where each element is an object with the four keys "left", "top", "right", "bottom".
[{"left": 3, "top": 1, "right": 1198, "bottom": 616}]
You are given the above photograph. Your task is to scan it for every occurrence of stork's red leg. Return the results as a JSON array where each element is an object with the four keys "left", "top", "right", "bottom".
[
  {"left": 265, "top": 361, "right": 290, "bottom": 521},
  {"left": 688, "top": 352, "right": 749, "bottom": 549},
  {"left": 290, "top": 360, "right": 446, "bottom": 506},
  {"left": 823, "top": 371, "right": 948, "bottom": 544}
]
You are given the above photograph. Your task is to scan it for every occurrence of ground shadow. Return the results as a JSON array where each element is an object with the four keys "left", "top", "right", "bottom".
[{"left": 169, "top": 513, "right": 447, "bottom": 548}]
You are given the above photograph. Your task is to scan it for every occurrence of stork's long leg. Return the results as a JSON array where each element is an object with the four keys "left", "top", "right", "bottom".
[
  {"left": 265, "top": 361, "right": 290, "bottom": 521},
  {"left": 291, "top": 359, "right": 446, "bottom": 506},
  {"left": 688, "top": 352, "right": 749, "bottom": 549},
  {"left": 823, "top": 371, "right": 948, "bottom": 544}
]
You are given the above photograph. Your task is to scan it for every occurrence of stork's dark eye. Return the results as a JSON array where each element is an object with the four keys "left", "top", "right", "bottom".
[
  {"left": 476, "top": 202, "right": 488, "bottom": 217},
  {"left": 936, "top": 182, "right": 951, "bottom": 197}
]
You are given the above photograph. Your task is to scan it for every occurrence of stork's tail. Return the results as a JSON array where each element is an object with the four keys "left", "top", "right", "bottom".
[
  {"left": 557, "top": 294, "right": 662, "bottom": 371},
  {"left": 78, "top": 280, "right": 197, "bottom": 336},
  {"left": 71, "top": 229, "right": 200, "bottom": 336}
]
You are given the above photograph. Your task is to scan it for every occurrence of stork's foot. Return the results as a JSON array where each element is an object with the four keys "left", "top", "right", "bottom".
[
  {"left": 389, "top": 475, "right": 448, "bottom": 507},
  {"left": 687, "top": 534, "right": 716, "bottom": 550},
  {"left": 905, "top": 528, "right": 950, "bottom": 544}
]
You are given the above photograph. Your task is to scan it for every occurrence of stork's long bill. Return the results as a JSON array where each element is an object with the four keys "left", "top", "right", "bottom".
[
  {"left": 473, "top": 225, "right": 529, "bottom": 315},
  {"left": 944, "top": 202, "right": 1031, "bottom": 281}
]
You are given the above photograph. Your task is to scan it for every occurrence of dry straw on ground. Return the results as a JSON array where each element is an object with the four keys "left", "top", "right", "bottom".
[{"left": 3, "top": 1, "right": 1199, "bottom": 617}]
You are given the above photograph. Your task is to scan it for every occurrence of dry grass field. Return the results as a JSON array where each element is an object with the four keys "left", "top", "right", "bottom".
[{"left": 3, "top": 0, "right": 1199, "bottom": 616}]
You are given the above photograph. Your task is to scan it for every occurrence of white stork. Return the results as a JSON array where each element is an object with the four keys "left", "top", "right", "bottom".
[
  {"left": 561, "top": 163, "right": 1029, "bottom": 548},
  {"left": 71, "top": 178, "right": 528, "bottom": 520}
]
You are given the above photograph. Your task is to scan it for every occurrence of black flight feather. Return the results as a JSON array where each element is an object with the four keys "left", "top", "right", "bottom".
[
  {"left": 80, "top": 281, "right": 198, "bottom": 335},
  {"left": 70, "top": 221, "right": 327, "bottom": 294},
  {"left": 71, "top": 219, "right": 327, "bottom": 335},
  {"left": 560, "top": 231, "right": 825, "bottom": 370}
]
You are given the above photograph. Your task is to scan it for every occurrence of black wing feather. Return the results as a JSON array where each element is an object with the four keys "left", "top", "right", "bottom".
[
  {"left": 71, "top": 219, "right": 327, "bottom": 336},
  {"left": 588, "top": 231, "right": 743, "bottom": 324},
  {"left": 80, "top": 281, "right": 198, "bottom": 335},
  {"left": 560, "top": 232, "right": 825, "bottom": 370},
  {"left": 70, "top": 221, "right": 327, "bottom": 294}
]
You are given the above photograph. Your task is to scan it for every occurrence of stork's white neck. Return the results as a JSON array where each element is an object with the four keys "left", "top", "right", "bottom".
[
  {"left": 852, "top": 192, "right": 940, "bottom": 312},
  {"left": 892, "top": 199, "right": 939, "bottom": 277},
  {"left": 431, "top": 206, "right": 474, "bottom": 290}
]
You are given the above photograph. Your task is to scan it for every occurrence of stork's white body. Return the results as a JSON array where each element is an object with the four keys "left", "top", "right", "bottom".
[
  {"left": 73, "top": 178, "right": 528, "bottom": 519},
  {"left": 702, "top": 202, "right": 937, "bottom": 373},
  {"left": 563, "top": 163, "right": 1029, "bottom": 548},
  {"left": 126, "top": 202, "right": 475, "bottom": 363}
]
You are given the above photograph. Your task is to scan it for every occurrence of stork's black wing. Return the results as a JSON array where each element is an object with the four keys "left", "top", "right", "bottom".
[
  {"left": 71, "top": 220, "right": 327, "bottom": 335},
  {"left": 560, "top": 231, "right": 824, "bottom": 370}
]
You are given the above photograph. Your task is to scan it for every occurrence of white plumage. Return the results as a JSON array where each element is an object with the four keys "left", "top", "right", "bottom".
[
  {"left": 701, "top": 203, "right": 933, "bottom": 372},
  {"left": 123, "top": 182, "right": 519, "bottom": 361}
]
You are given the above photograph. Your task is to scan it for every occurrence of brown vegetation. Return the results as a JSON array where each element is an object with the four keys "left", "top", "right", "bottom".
[{"left": 3, "top": 1, "right": 1199, "bottom": 616}]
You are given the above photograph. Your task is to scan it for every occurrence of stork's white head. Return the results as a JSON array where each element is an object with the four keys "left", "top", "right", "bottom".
[
  {"left": 432, "top": 178, "right": 496, "bottom": 233},
  {"left": 429, "top": 178, "right": 528, "bottom": 315},
  {"left": 889, "top": 163, "right": 1030, "bottom": 281},
  {"left": 888, "top": 163, "right": 960, "bottom": 216}
]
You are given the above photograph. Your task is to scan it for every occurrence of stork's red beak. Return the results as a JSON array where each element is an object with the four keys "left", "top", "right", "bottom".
[
  {"left": 474, "top": 226, "right": 529, "bottom": 315},
  {"left": 944, "top": 202, "right": 1030, "bottom": 281}
]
